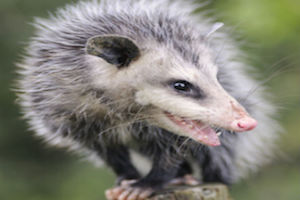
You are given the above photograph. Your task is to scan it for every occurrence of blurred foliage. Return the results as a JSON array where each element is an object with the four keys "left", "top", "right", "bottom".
[{"left": 0, "top": 0, "right": 299, "bottom": 199}]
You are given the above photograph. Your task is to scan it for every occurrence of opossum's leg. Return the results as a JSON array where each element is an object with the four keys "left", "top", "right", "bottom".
[
  {"left": 168, "top": 174, "right": 200, "bottom": 186},
  {"left": 176, "top": 161, "right": 193, "bottom": 177},
  {"left": 94, "top": 143, "right": 140, "bottom": 184},
  {"left": 107, "top": 151, "right": 183, "bottom": 200},
  {"left": 169, "top": 162, "right": 200, "bottom": 186},
  {"left": 131, "top": 152, "right": 182, "bottom": 189},
  {"left": 200, "top": 145, "right": 235, "bottom": 185},
  {"left": 201, "top": 161, "right": 233, "bottom": 184},
  {"left": 167, "top": 161, "right": 200, "bottom": 186}
]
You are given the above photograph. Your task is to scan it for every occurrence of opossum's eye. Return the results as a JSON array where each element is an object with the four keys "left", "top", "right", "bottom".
[
  {"left": 173, "top": 80, "right": 192, "bottom": 92},
  {"left": 170, "top": 80, "right": 205, "bottom": 99}
]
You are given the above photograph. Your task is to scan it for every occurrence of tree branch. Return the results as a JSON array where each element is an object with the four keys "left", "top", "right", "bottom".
[{"left": 147, "top": 184, "right": 232, "bottom": 200}]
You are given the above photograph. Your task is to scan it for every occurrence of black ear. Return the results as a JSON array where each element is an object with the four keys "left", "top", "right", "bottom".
[{"left": 85, "top": 35, "right": 140, "bottom": 68}]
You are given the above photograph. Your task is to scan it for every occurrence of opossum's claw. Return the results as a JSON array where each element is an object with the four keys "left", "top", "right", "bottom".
[
  {"left": 168, "top": 174, "right": 200, "bottom": 186},
  {"left": 105, "top": 179, "right": 153, "bottom": 200},
  {"left": 105, "top": 186, "right": 123, "bottom": 200},
  {"left": 121, "top": 179, "right": 138, "bottom": 186},
  {"left": 120, "top": 187, "right": 153, "bottom": 200}
]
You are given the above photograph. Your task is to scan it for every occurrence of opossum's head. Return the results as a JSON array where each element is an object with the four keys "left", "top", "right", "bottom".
[{"left": 86, "top": 35, "right": 257, "bottom": 146}]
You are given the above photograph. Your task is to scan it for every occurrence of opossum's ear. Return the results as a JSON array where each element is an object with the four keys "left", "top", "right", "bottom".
[{"left": 85, "top": 35, "right": 140, "bottom": 68}]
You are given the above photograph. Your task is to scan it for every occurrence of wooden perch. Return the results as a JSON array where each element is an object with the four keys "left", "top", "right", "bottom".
[{"left": 147, "top": 184, "right": 232, "bottom": 200}]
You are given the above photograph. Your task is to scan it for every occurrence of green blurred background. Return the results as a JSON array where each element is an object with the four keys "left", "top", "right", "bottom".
[{"left": 0, "top": 0, "right": 299, "bottom": 199}]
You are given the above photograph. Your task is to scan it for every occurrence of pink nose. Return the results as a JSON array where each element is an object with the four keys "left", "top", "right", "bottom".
[{"left": 231, "top": 117, "right": 257, "bottom": 132}]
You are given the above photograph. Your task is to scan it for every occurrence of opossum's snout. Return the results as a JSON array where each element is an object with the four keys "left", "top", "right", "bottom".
[
  {"left": 222, "top": 97, "right": 258, "bottom": 132},
  {"left": 230, "top": 116, "right": 257, "bottom": 132},
  {"left": 134, "top": 69, "right": 258, "bottom": 147},
  {"left": 162, "top": 96, "right": 257, "bottom": 146},
  {"left": 156, "top": 79, "right": 258, "bottom": 146}
]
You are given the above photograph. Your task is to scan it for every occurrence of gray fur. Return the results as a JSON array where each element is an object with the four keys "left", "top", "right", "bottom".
[{"left": 16, "top": 0, "right": 280, "bottom": 182}]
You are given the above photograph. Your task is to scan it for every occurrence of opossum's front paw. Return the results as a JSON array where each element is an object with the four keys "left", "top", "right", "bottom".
[
  {"left": 105, "top": 180, "right": 154, "bottom": 200},
  {"left": 168, "top": 174, "right": 200, "bottom": 186}
]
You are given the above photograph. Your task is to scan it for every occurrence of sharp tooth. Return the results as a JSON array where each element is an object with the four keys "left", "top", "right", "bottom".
[
  {"left": 188, "top": 124, "right": 194, "bottom": 129},
  {"left": 216, "top": 131, "right": 222, "bottom": 136},
  {"left": 174, "top": 116, "right": 181, "bottom": 121}
]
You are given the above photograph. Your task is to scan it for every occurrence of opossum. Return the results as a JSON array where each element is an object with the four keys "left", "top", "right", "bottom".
[{"left": 16, "top": 0, "right": 280, "bottom": 199}]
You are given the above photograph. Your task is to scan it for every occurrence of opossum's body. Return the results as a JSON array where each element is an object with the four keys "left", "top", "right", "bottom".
[{"left": 17, "top": 0, "right": 279, "bottom": 199}]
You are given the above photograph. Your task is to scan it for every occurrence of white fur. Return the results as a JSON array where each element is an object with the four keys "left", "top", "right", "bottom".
[{"left": 17, "top": 0, "right": 280, "bottom": 182}]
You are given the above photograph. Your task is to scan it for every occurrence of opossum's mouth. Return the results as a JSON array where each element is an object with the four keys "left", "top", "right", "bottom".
[{"left": 165, "top": 112, "right": 221, "bottom": 146}]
